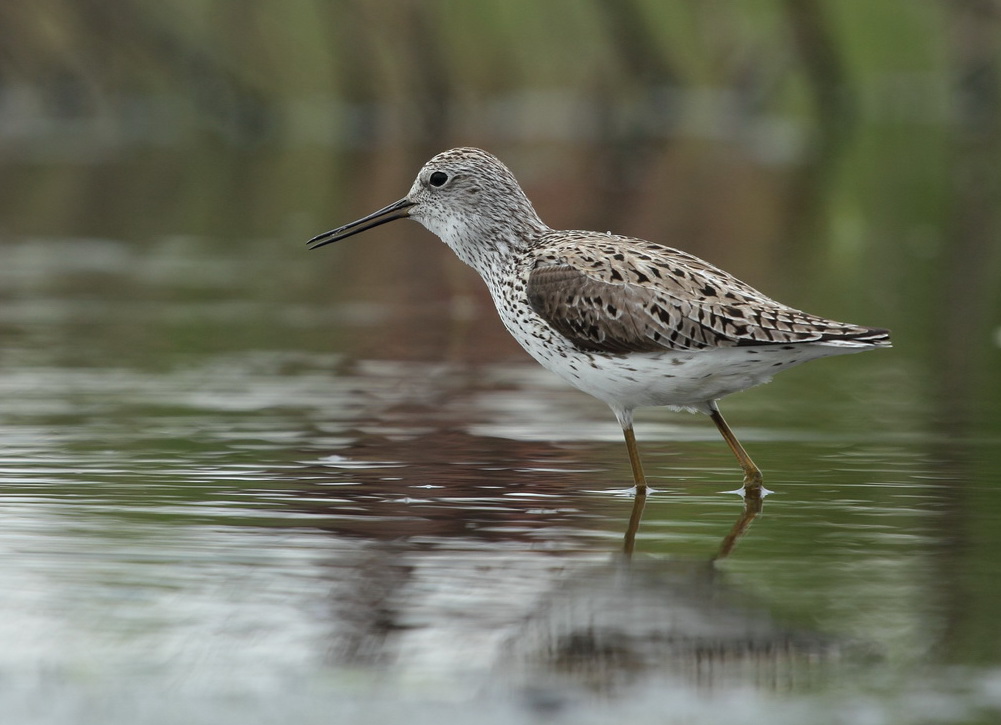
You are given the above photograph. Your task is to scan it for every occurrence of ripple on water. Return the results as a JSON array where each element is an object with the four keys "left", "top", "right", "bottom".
[{"left": 0, "top": 321, "right": 999, "bottom": 724}]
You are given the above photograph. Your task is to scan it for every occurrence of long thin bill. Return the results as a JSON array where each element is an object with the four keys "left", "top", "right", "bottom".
[{"left": 307, "top": 198, "right": 415, "bottom": 249}]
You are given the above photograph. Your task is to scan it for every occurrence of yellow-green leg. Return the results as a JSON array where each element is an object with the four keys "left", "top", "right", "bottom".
[
  {"left": 709, "top": 405, "right": 763, "bottom": 491},
  {"left": 613, "top": 407, "right": 648, "bottom": 493},
  {"left": 621, "top": 422, "right": 648, "bottom": 493}
]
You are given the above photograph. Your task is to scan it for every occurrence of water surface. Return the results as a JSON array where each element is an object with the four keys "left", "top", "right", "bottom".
[{"left": 2, "top": 233, "right": 1000, "bottom": 725}]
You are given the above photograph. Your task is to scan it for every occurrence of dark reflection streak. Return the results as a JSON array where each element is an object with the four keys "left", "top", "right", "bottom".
[
  {"left": 714, "top": 488, "right": 764, "bottom": 562},
  {"left": 623, "top": 487, "right": 763, "bottom": 560},
  {"left": 587, "top": 0, "right": 681, "bottom": 233},
  {"left": 929, "top": 1, "right": 1001, "bottom": 665},
  {"left": 622, "top": 487, "right": 647, "bottom": 557},
  {"left": 777, "top": 0, "right": 855, "bottom": 287}
]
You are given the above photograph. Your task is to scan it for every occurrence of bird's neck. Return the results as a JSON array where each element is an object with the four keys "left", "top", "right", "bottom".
[{"left": 434, "top": 213, "right": 549, "bottom": 282}]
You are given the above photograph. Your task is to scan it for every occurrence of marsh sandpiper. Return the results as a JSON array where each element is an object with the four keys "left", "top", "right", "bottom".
[{"left": 309, "top": 148, "right": 890, "bottom": 494}]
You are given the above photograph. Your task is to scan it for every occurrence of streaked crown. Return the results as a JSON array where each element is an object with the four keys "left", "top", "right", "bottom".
[{"left": 405, "top": 148, "right": 549, "bottom": 273}]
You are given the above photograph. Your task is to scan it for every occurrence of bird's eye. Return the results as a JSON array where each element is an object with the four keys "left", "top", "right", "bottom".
[{"left": 429, "top": 171, "right": 448, "bottom": 187}]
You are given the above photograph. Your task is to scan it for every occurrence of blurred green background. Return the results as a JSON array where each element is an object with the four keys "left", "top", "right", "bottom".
[
  {"left": 1, "top": 0, "right": 998, "bottom": 422},
  {"left": 1, "top": 6, "right": 992, "bottom": 334}
]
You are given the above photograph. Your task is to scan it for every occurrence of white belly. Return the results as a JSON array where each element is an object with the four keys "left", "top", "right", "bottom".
[
  {"left": 530, "top": 342, "right": 855, "bottom": 413},
  {"left": 486, "top": 273, "right": 868, "bottom": 415}
]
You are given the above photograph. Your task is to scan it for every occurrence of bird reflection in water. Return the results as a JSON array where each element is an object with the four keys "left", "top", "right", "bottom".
[
  {"left": 300, "top": 434, "right": 834, "bottom": 700},
  {"left": 622, "top": 486, "right": 764, "bottom": 560},
  {"left": 506, "top": 489, "right": 835, "bottom": 702}
]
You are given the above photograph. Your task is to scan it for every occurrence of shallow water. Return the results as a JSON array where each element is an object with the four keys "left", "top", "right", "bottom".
[{"left": 1, "top": 233, "right": 999, "bottom": 725}]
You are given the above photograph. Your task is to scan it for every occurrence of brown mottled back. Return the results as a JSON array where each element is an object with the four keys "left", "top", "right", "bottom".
[{"left": 526, "top": 232, "right": 889, "bottom": 355}]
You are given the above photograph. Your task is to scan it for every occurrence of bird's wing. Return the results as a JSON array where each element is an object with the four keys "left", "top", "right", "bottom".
[{"left": 525, "top": 232, "right": 889, "bottom": 354}]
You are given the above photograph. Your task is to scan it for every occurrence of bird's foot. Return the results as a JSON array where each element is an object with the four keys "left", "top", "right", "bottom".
[
  {"left": 722, "top": 471, "right": 771, "bottom": 498},
  {"left": 723, "top": 482, "right": 772, "bottom": 498},
  {"left": 741, "top": 470, "right": 764, "bottom": 493}
]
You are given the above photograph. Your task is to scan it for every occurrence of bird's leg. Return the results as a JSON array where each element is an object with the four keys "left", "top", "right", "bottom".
[
  {"left": 614, "top": 408, "right": 648, "bottom": 493},
  {"left": 622, "top": 423, "right": 648, "bottom": 493},
  {"left": 708, "top": 405, "right": 763, "bottom": 491}
]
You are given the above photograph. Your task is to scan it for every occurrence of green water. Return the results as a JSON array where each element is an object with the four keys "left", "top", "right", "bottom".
[{"left": 1, "top": 212, "right": 998, "bottom": 724}]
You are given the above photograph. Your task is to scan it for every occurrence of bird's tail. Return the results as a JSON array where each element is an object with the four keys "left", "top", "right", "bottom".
[{"left": 820, "top": 326, "right": 892, "bottom": 348}]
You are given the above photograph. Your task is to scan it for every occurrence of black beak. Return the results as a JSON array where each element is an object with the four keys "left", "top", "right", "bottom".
[{"left": 307, "top": 198, "right": 416, "bottom": 249}]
